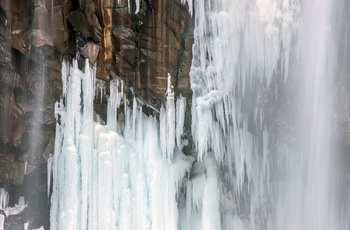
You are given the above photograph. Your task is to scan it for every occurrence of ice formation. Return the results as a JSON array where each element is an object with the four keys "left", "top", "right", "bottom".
[
  {"left": 24, "top": 223, "right": 45, "bottom": 230},
  {"left": 160, "top": 74, "right": 176, "bottom": 162},
  {"left": 135, "top": 0, "right": 140, "bottom": 14},
  {"left": 182, "top": 0, "right": 300, "bottom": 228},
  {"left": 50, "top": 0, "right": 350, "bottom": 229},
  {"left": 0, "top": 188, "right": 27, "bottom": 229},
  {"left": 0, "top": 189, "right": 27, "bottom": 216},
  {"left": 50, "top": 60, "right": 194, "bottom": 230},
  {"left": 180, "top": 0, "right": 348, "bottom": 229}
]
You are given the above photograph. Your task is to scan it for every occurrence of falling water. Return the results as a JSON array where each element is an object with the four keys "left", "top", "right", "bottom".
[{"left": 271, "top": 0, "right": 348, "bottom": 228}]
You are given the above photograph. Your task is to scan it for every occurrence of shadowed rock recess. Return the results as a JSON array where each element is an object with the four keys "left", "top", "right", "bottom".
[{"left": 0, "top": 0, "right": 193, "bottom": 228}]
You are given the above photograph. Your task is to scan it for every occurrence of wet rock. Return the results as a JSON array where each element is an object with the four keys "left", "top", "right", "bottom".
[
  {"left": 67, "top": 9, "right": 93, "bottom": 40},
  {"left": 30, "top": 1, "right": 53, "bottom": 47},
  {"left": 0, "top": 154, "right": 25, "bottom": 186},
  {"left": 4, "top": 164, "right": 50, "bottom": 230}
]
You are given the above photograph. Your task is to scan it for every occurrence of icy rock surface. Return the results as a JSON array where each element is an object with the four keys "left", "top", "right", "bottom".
[{"left": 0, "top": 189, "right": 27, "bottom": 217}]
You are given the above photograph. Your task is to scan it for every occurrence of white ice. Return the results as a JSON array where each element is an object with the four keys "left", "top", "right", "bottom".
[{"left": 50, "top": 60, "right": 193, "bottom": 230}]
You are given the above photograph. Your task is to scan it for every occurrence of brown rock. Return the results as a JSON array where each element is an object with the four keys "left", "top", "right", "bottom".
[
  {"left": 0, "top": 0, "right": 194, "bottom": 187},
  {"left": 78, "top": 41, "right": 100, "bottom": 64}
]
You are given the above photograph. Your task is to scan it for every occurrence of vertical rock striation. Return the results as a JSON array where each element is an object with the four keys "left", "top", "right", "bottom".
[{"left": 0, "top": 0, "right": 193, "bottom": 186}]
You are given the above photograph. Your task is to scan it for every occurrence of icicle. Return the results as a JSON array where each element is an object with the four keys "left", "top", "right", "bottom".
[
  {"left": 0, "top": 195, "right": 27, "bottom": 217},
  {"left": 202, "top": 154, "right": 221, "bottom": 230},
  {"left": 132, "top": 97, "right": 137, "bottom": 139},
  {"left": 165, "top": 73, "right": 176, "bottom": 161},
  {"left": 176, "top": 95, "right": 186, "bottom": 148},
  {"left": 159, "top": 74, "right": 177, "bottom": 162},
  {"left": 0, "top": 189, "right": 8, "bottom": 210},
  {"left": 24, "top": 222, "right": 29, "bottom": 230},
  {"left": 185, "top": 0, "right": 300, "bottom": 227},
  {"left": 181, "top": 0, "right": 193, "bottom": 16},
  {"left": 95, "top": 79, "right": 106, "bottom": 104},
  {"left": 23, "top": 160, "right": 28, "bottom": 174},
  {"left": 51, "top": 58, "right": 194, "bottom": 230},
  {"left": 61, "top": 60, "right": 68, "bottom": 97},
  {"left": 47, "top": 154, "right": 52, "bottom": 201},
  {"left": 107, "top": 78, "right": 124, "bottom": 131},
  {"left": 160, "top": 105, "right": 167, "bottom": 158},
  {"left": 135, "top": 0, "right": 140, "bottom": 14}
]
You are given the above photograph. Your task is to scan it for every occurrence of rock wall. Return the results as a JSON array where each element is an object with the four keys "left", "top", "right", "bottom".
[{"left": 0, "top": 0, "right": 193, "bottom": 187}]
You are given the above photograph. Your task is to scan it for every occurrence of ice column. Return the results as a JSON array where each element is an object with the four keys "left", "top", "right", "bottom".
[
  {"left": 50, "top": 59, "right": 194, "bottom": 230},
  {"left": 176, "top": 95, "right": 186, "bottom": 148},
  {"left": 0, "top": 214, "right": 3, "bottom": 230},
  {"left": 0, "top": 189, "right": 8, "bottom": 210},
  {"left": 160, "top": 73, "right": 180, "bottom": 163}
]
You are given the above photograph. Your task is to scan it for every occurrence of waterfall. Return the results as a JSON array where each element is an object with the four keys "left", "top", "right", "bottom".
[
  {"left": 50, "top": 0, "right": 350, "bottom": 229},
  {"left": 271, "top": 0, "right": 350, "bottom": 228}
]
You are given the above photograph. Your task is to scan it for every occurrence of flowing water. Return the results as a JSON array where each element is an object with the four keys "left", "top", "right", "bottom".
[
  {"left": 272, "top": 0, "right": 347, "bottom": 228},
  {"left": 49, "top": 0, "right": 350, "bottom": 229}
]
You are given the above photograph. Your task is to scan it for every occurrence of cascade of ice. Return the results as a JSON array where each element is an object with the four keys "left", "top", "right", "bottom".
[
  {"left": 183, "top": 0, "right": 350, "bottom": 229},
  {"left": 183, "top": 0, "right": 299, "bottom": 228},
  {"left": 49, "top": 0, "right": 350, "bottom": 229},
  {"left": 50, "top": 59, "right": 194, "bottom": 230}
]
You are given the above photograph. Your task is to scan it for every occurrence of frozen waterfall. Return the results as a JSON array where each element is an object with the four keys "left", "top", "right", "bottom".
[
  {"left": 185, "top": 0, "right": 350, "bottom": 229},
  {"left": 50, "top": 59, "right": 194, "bottom": 230},
  {"left": 50, "top": 0, "right": 350, "bottom": 229}
]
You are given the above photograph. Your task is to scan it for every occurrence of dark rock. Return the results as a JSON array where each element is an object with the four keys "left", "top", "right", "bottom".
[{"left": 0, "top": 2, "right": 194, "bottom": 229}]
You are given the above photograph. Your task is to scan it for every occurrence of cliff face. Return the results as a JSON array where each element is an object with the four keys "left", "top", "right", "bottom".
[{"left": 0, "top": 0, "right": 193, "bottom": 187}]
